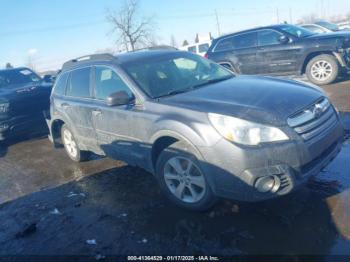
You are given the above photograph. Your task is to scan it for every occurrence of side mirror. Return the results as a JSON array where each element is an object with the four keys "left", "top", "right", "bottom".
[
  {"left": 43, "top": 75, "right": 53, "bottom": 83},
  {"left": 278, "top": 35, "right": 289, "bottom": 44},
  {"left": 106, "top": 91, "right": 134, "bottom": 106}
]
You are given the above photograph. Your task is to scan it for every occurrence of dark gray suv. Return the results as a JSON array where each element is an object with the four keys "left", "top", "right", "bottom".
[{"left": 47, "top": 50, "right": 344, "bottom": 210}]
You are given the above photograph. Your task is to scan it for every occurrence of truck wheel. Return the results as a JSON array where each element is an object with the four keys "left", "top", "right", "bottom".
[
  {"left": 156, "top": 141, "right": 217, "bottom": 211},
  {"left": 306, "top": 54, "right": 339, "bottom": 85},
  {"left": 61, "top": 124, "right": 90, "bottom": 162}
]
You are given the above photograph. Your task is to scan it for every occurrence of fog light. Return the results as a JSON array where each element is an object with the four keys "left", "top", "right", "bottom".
[
  {"left": 255, "top": 176, "right": 280, "bottom": 193},
  {"left": 0, "top": 103, "right": 9, "bottom": 113},
  {"left": 0, "top": 123, "right": 9, "bottom": 131}
]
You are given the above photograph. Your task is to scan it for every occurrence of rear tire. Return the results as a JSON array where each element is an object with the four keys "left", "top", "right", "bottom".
[
  {"left": 61, "top": 124, "right": 90, "bottom": 162},
  {"left": 156, "top": 141, "right": 217, "bottom": 211},
  {"left": 306, "top": 54, "right": 339, "bottom": 85}
]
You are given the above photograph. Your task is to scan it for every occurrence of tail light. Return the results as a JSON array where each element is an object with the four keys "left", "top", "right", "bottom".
[{"left": 204, "top": 53, "right": 209, "bottom": 59}]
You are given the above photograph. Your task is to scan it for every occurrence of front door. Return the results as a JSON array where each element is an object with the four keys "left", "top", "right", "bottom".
[
  {"left": 256, "top": 29, "right": 300, "bottom": 75},
  {"left": 91, "top": 66, "right": 142, "bottom": 165}
]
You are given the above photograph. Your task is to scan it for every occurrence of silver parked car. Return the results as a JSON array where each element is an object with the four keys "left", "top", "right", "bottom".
[{"left": 46, "top": 50, "right": 344, "bottom": 210}]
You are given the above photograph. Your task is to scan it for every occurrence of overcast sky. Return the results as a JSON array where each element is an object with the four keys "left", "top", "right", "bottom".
[{"left": 1, "top": 0, "right": 350, "bottom": 72}]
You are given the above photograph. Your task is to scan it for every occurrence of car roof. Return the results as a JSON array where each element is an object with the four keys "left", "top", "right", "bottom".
[
  {"left": 115, "top": 49, "right": 183, "bottom": 64},
  {"left": 61, "top": 49, "right": 189, "bottom": 72},
  {"left": 214, "top": 24, "right": 288, "bottom": 41}
]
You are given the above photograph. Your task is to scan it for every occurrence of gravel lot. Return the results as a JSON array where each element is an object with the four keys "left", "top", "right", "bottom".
[{"left": 0, "top": 78, "right": 349, "bottom": 257}]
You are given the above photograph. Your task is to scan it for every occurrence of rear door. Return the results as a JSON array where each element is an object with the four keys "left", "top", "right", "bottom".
[
  {"left": 212, "top": 32, "right": 258, "bottom": 74},
  {"left": 62, "top": 67, "right": 98, "bottom": 151},
  {"left": 256, "top": 29, "right": 299, "bottom": 75}
]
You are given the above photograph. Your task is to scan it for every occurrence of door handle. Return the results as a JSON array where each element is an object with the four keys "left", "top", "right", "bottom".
[
  {"left": 92, "top": 109, "right": 102, "bottom": 116},
  {"left": 61, "top": 103, "right": 70, "bottom": 109}
]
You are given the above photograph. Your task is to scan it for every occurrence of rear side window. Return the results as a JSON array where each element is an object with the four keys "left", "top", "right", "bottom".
[
  {"left": 53, "top": 73, "right": 68, "bottom": 95},
  {"left": 66, "top": 67, "right": 91, "bottom": 98},
  {"left": 258, "top": 30, "right": 283, "bottom": 46},
  {"left": 214, "top": 37, "right": 234, "bottom": 52},
  {"left": 233, "top": 32, "right": 257, "bottom": 49},
  {"left": 303, "top": 25, "right": 326, "bottom": 33},
  {"left": 198, "top": 43, "right": 209, "bottom": 53},
  {"left": 94, "top": 67, "right": 133, "bottom": 100},
  {"left": 215, "top": 32, "right": 257, "bottom": 52},
  {"left": 187, "top": 46, "right": 197, "bottom": 53}
]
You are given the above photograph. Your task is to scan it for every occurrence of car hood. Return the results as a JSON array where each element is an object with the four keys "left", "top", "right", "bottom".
[
  {"left": 0, "top": 81, "right": 52, "bottom": 118},
  {"left": 160, "top": 76, "right": 325, "bottom": 126},
  {"left": 303, "top": 31, "right": 350, "bottom": 40},
  {"left": 0, "top": 81, "right": 52, "bottom": 100}
]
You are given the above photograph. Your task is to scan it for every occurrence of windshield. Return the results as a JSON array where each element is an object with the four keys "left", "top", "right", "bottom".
[
  {"left": 278, "top": 24, "right": 315, "bottom": 38},
  {"left": 123, "top": 53, "right": 233, "bottom": 98},
  {"left": 0, "top": 68, "right": 41, "bottom": 88},
  {"left": 316, "top": 21, "right": 339, "bottom": 31}
]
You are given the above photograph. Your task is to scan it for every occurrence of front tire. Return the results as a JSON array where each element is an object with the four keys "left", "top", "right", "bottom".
[
  {"left": 156, "top": 141, "right": 217, "bottom": 211},
  {"left": 306, "top": 54, "right": 339, "bottom": 85},
  {"left": 61, "top": 124, "right": 90, "bottom": 162}
]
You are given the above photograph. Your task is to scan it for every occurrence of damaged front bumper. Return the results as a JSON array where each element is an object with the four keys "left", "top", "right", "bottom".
[{"left": 335, "top": 48, "right": 350, "bottom": 70}]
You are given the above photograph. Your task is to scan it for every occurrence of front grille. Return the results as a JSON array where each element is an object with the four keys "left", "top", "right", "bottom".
[
  {"left": 287, "top": 98, "right": 338, "bottom": 141},
  {"left": 345, "top": 48, "right": 350, "bottom": 64}
]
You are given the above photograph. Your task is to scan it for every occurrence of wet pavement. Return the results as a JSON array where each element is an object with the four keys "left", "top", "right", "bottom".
[{"left": 0, "top": 80, "right": 349, "bottom": 256}]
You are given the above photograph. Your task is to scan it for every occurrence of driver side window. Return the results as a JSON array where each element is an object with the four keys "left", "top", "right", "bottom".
[
  {"left": 94, "top": 66, "right": 133, "bottom": 100},
  {"left": 258, "top": 30, "right": 283, "bottom": 46}
]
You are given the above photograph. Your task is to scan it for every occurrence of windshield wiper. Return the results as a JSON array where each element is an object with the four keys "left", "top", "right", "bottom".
[
  {"left": 156, "top": 75, "right": 234, "bottom": 99},
  {"left": 191, "top": 75, "right": 234, "bottom": 89},
  {"left": 156, "top": 87, "right": 194, "bottom": 98}
]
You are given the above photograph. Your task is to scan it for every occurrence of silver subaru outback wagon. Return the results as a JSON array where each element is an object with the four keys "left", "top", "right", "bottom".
[{"left": 46, "top": 50, "right": 344, "bottom": 210}]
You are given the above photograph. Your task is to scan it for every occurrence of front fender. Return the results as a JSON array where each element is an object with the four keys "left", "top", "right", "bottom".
[
  {"left": 149, "top": 117, "right": 220, "bottom": 148},
  {"left": 150, "top": 129, "right": 203, "bottom": 156}
]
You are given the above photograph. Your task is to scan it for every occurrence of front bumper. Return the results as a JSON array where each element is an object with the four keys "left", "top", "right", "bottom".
[
  {"left": 338, "top": 48, "right": 350, "bottom": 69},
  {"left": 198, "top": 121, "right": 344, "bottom": 202},
  {"left": 0, "top": 113, "right": 48, "bottom": 141}
]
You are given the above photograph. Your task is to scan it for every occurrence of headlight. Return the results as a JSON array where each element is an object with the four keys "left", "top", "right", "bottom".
[
  {"left": 208, "top": 113, "right": 289, "bottom": 146},
  {"left": 0, "top": 103, "right": 9, "bottom": 113},
  {"left": 0, "top": 123, "right": 9, "bottom": 131}
]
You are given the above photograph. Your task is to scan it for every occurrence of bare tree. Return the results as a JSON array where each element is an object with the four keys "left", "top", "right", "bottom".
[
  {"left": 5, "top": 63, "right": 13, "bottom": 69},
  {"left": 106, "top": 0, "right": 157, "bottom": 52},
  {"left": 195, "top": 34, "right": 199, "bottom": 43},
  {"left": 170, "top": 35, "right": 177, "bottom": 48}
]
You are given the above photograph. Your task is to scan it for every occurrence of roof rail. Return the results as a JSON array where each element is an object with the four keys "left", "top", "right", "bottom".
[
  {"left": 133, "top": 45, "right": 178, "bottom": 52},
  {"left": 62, "top": 53, "right": 115, "bottom": 70}
]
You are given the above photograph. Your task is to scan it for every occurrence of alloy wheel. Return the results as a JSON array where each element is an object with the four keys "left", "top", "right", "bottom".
[
  {"left": 311, "top": 60, "right": 333, "bottom": 82},
  {"left": 63, "top": 129, "right": 78, "bottom": 158},
  {"left": 163, "top": 156, "right": 206, "bottom": 203}
]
